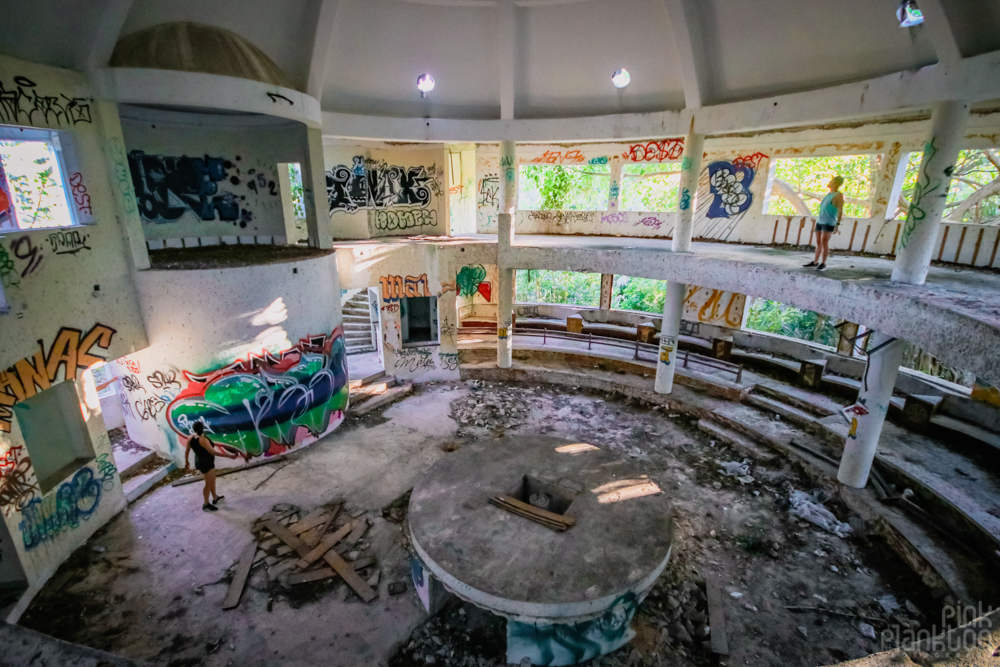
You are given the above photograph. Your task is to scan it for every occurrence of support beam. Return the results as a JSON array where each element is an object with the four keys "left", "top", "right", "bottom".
[
  {"left": 917, "top": 0, "right": 963, "bottom": 68},
  {"left": 86, "top": 0, "right": 133, "bottom": 71},
  {"left": 304, "top": 126, "right": 333, "bottom": 249},
  {"left": 837, "top": 333, "right": 906, "bottom": 488},
  {"left": 654, "top": 281, "right": 686, "bottom": 394},
  {"left": 891, "top": 100, "right": 969, "bottom": 284},
  {"left": 498, "top": 139, "right": 516, "bottom": 368},
  {"left": 608, "top": 156, "right": 623, "bottom": 212},
  {"left": 599, "top": 274, "right": 614, "bottom": 311},
  {"left": 673, "top": 127, "right": 704, "bottom": 252},
  {"left": 870, "top": 143, "right": 903, "bottom": 221},
  {"left": 498, "top": 0, "right": 516, "bottom": 120},
  {"left": 306, "top": 0, "right": 341, "bottom": 100},
  {"left": 662, "top": 0, "right": 704, "bottom": 109}
]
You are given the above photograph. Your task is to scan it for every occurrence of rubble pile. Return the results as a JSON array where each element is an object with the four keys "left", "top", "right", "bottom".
[{"left": 451, "top": 380, "right": 532, "bottom": 433}]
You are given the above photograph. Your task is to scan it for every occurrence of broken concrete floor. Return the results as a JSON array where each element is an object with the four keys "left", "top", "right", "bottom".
[{"left": 20, "top": 381, "right": 942, "bottom": 666}]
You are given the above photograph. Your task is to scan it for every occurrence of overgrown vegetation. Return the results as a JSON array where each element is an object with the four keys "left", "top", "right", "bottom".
[
  {"left": 744, "top": 297, "right": 839, "bottom": 347},
  {"left": 611, "top": 276, "right": 666, "bottom": 313},
  {"left": 898, "top": 149, "right": 1000, "bottom": 223},
  {"left": 620, "top": 163, "right": 680, "bottom": 212},
  {"left": 767, "top": 154, "right": 877, "bottom": 219},
  {"left": 519, "top": 164, "right": 609, "bottom": 210},
  {"left": 515, "top": 269, "right": 601, "bottom": 306}
]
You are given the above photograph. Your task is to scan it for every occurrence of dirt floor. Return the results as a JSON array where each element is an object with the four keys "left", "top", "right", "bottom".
[
  {"left": 148, "top": 244, "right": 334, "bottom": 270},
  {"left": 20, "top": 381, "right": 937, "bottom": 667}
]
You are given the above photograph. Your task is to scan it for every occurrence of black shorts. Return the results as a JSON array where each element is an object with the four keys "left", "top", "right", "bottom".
[
  {"left": 195, "top": 455, "right": 215, "bottom": 474},
  {"left": 816, "top": 223, "right": 837, "bottom": 233}
]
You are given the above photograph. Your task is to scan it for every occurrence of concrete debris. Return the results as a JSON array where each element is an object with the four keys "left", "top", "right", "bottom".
[
  {"left": 789, "top": 489, "right": 852, "bottom": 538},
  {"left": 877, "top": 594, "right": 901, "bottom": 615},
  {"left": 718, "top": 460, "right": 750, "bottom": 477},
  {"left": 859, "top": 622, "right": 876, "bottom": 639},
  {"left": 797, "top": 626, "right": 809, "bottom": 639}
]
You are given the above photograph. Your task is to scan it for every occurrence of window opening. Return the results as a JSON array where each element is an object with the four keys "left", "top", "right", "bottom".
[
  {"left": 765, "top": 155, "right": 877, "bottom": 218},
  {"left": 743, "top": 297, "right": 839, "bottom": 348},
  {"left": 402, "top": 296, "right": 438, "bottom": 345},
  {"left": 0, "top": 127, "right": 82, "bottom": 231},
  {"left": 519, "top": 164, "right": 610, "bottom": 211},
  {"left": 516, "top": 270, "right": 601, "bottom": 307},
  {"left": 611, "top": 276, "right": 666, "bottom": 314},
  {"left": 897, "top": 149, "right": 1000, "bottom": 224},
  {"left": 619, "top": 163, "right": 681, "bottom": 212}
]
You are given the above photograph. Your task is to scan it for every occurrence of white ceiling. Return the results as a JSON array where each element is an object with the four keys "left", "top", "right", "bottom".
[{"left": 0, "top": 0, "right": 996, "bottom": 121}]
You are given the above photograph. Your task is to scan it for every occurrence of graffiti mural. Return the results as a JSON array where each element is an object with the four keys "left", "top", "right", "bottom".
[
  {"left": 128, "top": 151, "right": 278, "bottom": 226},
  {"left": 326, "top": 155, "right": 441, "bottom": 214},
  {"left": 68, "top": 172, "right": 92, "bottom": 216},
  {"left": 371, "top": 207, "right": 437, "bottom": 232},
  {"left": 0, "top": 324, "right": 117, "bottom": 432},
  {"left": 0, "top": 446, "right": 37, "bottom": 516},
  {"left": 899, "top": 138, "right": 940, "bottom": 251},
  {"left": 106, "top": 138, "right": 138, "bottom": 216},
  {"left": 683, "top": 286, "right": 746, "bottom": 328},
  {"left": 706, "top": 159, "right": 756, "bottom": 219},
  {"left": 623, "top": 139, "right": 683, "bottom": 162},
  {"left": 380, "top": 274, "right": 431, "bottom": 304},
  {"left": 47, "top": 229, "right": 90, "bottom": 255},
  {"left": 393, "top": 347, "right": 436, "bottom": 373},
  {"left": 20, "top": 466, "right": 103, "bottom": 551},
  {"left": 530, "top": 150, "right": 586, "bottom": 164},
  {"left": 0, "top": 75, "right": 92, "bottom": 128},
  {"left": 166, "top": 329, "right": 349, "bottom": 459},
  {"left": 525, "top": 210, "right": 595, "bottom": 226},
  {"left": 456, "top": 265, "right": 492, "bottom": 302},
  {"left": 507, "top": 593, "right": 638, "bottom": 665}
]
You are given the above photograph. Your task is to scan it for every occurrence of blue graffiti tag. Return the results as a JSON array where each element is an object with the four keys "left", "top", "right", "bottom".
[{"left": 20, "top": 467, "right": 103, "bottom": 551}]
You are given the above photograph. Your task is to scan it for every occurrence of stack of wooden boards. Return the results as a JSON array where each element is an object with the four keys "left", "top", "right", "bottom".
[
  {"left": 488, "top": 494, "right": 576, "bottom": 532},
  {"left": 223, "top": 502, "right": 380, "bottom": 610}
]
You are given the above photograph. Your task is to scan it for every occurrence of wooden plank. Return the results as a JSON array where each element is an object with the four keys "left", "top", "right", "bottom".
[
  {"left": 493, "top": 495, "right": 575, "bottom": 526},
  {"left": 289, "top": 509, "right": 330, "bottom": 536},
  {"left": 222, "top": 542, "right": 258, "bottom": 610},
  {"left": 300, "top": 521, "right": 354, "bottom": 566},
  {"left": 343, "top": 519, "right": 369, "bottom": 547},
  {"left": 252, "top": 508, "right": 297, "bottom": 533},
  {"left": 705, "top": 575, "right": 730, "bottom": 656},
  {"left": 321, "top": 549, "right": 377, "bottom": 602},
  {"left": 268, "top": 559, "right": 298, "bottom": 578},
  {"left": 288, "top": 568, "right": 336, "bottom": 585},
  {"left": 302, "top": 504, "right": 341, "bottom": 548},
  {"left": 489, "top": 499, "right": 568, "bottom": 531},
  {"left": 263, "top": 519, "right": 312, "bottom": 560},
  {"left": 172, "top": 454, "right": 287, "bottom": 487}
]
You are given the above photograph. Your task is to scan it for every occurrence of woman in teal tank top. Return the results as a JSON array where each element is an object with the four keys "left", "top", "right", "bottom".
[{"left": 804, "top": 176, "right": 845, "bottom": 271}]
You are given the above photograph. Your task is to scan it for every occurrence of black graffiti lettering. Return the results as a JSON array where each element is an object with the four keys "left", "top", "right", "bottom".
[
  {"left": 135, "top": 396, "right": 167, "bottom": 421},
  {"left": 47, "top": 230, "right": 90, "bottom": 255},
  {"left": 121, "top": 375, "right": 144, "bottom": 393},
  {"left": 0, "top": 76, "right": 91, "bottom": 127},
  {"left": 326, "top": 156, "right": 437, "bottom": 213},
  {"left": 267, "top": 93, "right": 294, "bottom": 105},
  {"left": 146, "top": 370, "right": 180, "bottom": 391}
]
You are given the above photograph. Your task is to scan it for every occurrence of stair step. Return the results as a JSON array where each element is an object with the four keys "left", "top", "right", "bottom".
[
  {"left": 344, "top": 323, "right": 370, "bottom": 331},
  {"left": 343, "top": 315, "right": 370, "bottom": 323},
  {"left": 348, "top": 382, "right": 412, "bottom": 416},
  {"left": 347, "top": 347, "right": 375, "bottom": 355},
  {"left": 696, "top": 419, "right": 780, "bottom": 464},
  {"left": 744, "top": 393, "right": 820, "bottom": 430},
  {"left": 752, "top": 383, "right": 838, "bottom": 417},
  {"left": 343, "top": 307, "right": 370, "bottom": 316}
]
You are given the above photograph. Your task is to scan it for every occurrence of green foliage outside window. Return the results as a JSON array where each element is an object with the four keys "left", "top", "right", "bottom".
[
  {"left": 519, "top": 165, "right": 610, "bottom": 210},
  {"left": 898, "top": 149, "right": 1000, "bottom": 224},
  {"left": 619, "top": 163, "right": 680, "bottom": 212},
  {"left": 611, "top": 276, "right": 666, "bottom": 313},
  {"left": 516, "top": 270, "right": 601, "bottom": 306},
  {"left": 744, "top": 297, "right": 839, "bottom": 347},
  {"left": 767, "top": 155, "right": 876, "bottom": 219}
]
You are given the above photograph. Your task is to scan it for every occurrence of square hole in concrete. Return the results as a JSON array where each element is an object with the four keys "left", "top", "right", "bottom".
[{"left": 507, "top": 476, "right": 577, "bottom": 515}]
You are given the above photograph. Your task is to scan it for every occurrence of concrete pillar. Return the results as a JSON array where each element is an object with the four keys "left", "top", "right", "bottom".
[
  {"left": 673, "top": 130, "right": 705, "bottom": 253},
  {"left": 304, "top": 126, "right": 333, "bottom": 249},
  {"left": 654, "top": 281, "right": 686, "bottom": 394},
  {"left": 837, "top": 332, "right": 906, "bottom": 488},
  {"left": 438, "top": 289, "right": 458, "bottom": 354},
  {"left": 891, "top": 101, "right": 969, "bottom": 284},
  {"left": 599, "top": 274, "right": 614, "bottom": 310},
  {"left": 870, "top": 143, "right": 904, "bottom": 221},
  {"left": 497, "top": 140, "right": 516, "bottom": 368},
  {"left": 608, "top": 156, "right": 623, "bottom": 211}
]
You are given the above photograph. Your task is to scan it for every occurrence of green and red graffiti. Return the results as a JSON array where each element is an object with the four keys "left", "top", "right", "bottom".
[{"left": 166, "top": 329, "right": 349, "bottom": 459}]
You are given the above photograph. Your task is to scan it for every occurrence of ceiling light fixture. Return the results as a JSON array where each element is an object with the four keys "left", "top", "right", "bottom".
[
  {"left": 897, "top": 0, "right": 924, "bottom": 27},
  {"left": 612, "top": 68, "right": 631, "bottom": 89},
  {"left": 417, "top": 73, "right": 435, "bottom": 97}
]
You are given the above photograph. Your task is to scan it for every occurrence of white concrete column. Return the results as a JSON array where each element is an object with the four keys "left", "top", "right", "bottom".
[
  {"left": 599, "top": 274, "right": 614, "bottom": 310},
  {"left": 673, "top": 130, "right": 704, "bottom": 253},
  {"left": 837, "top": 332, "right": 906, "bottom": 488},
  {"left": 608, "top": 156, "right": 623, "bottom": 211},
  {"left": 654, "top": 281, "right": 686, "bottom": 394},
  {"left": 497, "top": 140, "right": 516, "bottom": 368},
  {"left": 304, "top": 126, "right": 333, "bottom": 249},
  {"left": 891, "top": 101, "right": 969, "bottom": 284},
  {"left": 438, "top": 288, "right": 459, "bottom": 354}
]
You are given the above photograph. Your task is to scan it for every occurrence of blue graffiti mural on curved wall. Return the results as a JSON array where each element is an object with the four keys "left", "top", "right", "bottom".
[{"left": 706, "top": 161, "right": 755, "bottom": 219}]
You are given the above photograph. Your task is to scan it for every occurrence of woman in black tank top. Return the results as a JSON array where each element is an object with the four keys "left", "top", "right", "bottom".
[{"left": 184, "top": 422, "right": 238, "bottom": 511}]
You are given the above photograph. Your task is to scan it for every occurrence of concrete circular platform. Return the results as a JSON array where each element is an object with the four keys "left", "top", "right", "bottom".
[{"left": 408, "top": 435, "right": 674, "bottom": 625}]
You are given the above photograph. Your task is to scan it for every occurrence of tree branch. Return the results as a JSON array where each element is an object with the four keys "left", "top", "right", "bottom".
[
  {"left": 945, "top": 175, "right": 1000, "bottom": 222},
  {"left": 770, "top": 179, "right": 812, "bottom": 216}
]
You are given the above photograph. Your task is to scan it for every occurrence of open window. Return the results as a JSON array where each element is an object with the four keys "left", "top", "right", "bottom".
[
  {"left": 619, "top": 163, "right": 681, "bottom": 212},
  {"left": 13, "top": 380, "right": 96, "bottom": 494},
  {"left": 0, "top": 126, "right": 89, "bottom": 232},
  {"left": 518, "top": 164, "right": 610, "bottom": 211},
  {"left": 764, "top": 155, "right": 877, "bottom": 218}
]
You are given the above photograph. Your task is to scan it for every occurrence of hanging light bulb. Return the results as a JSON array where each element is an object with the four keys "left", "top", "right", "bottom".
[
  {"left": 612, "top": 68, "right": 631, "bottom": 89},
  {"left": 417, "top": 74, "right": 435, "bottom": 97},
  {"left": 897, "top": 0, "right": 924, "bottom": 27}
]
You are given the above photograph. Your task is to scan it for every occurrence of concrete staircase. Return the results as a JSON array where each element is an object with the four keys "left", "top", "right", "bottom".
[
  {"left": 343, "top": 291, "right": 375, "bottom": 355},
  {"left": 347, "top": 371, "right": 413, "bottom": 416}
]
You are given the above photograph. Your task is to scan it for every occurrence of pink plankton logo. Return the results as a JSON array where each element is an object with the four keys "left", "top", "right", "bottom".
[{"left": 880, "top": 603, "right": 995, "bottom": 654}]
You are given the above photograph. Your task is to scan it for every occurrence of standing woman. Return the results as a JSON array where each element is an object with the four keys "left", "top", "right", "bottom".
[
  {"left": 184, "top": 422, "right": 238, "bottom": 511},
  {"left": 804, "top": 175, "right": 845, "bottom": 271}
]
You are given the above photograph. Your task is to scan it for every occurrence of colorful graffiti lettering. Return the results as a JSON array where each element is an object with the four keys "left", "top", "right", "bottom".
[
  {"left": 899, "top": 138, "right": 940, "bottom": 250},
  {"left": 371, "top": 207, "right": 438, "bottom": 232},
  {"left": 0, "top": 447, "right": 37, "bottom": 516},
  {"left": 526, "top": 210, "right": 594, "bottom": 226},
  {"left": 94, "top": 453, "right": 117, "bottom": 491},
  {"left": 106, "top": 138, "right": 137, "bottom": 215},
  {"left": 497, "top": 327, "right": 509, "bottom": 340},
  {"left": 327, "top": 155, "right": 439, "bottom": 213},
  {"left": 589, "top": 156, "right": 609, "bottom": 165},
  {"left": 0, "top": 324, "right": 117, "bottom": 433},
  {"left": 634, "top": 216, "right": 664, "bottom": 231},
  {"left": 380, "top": 274, "right": 431, "bottom": 303},
  {"left": 679, "top": 187, "right": 691, "bottom": 211},
  {"left": 128, "top": 151, "right": 270, "bottom": 226},
  {"left": 683, "top": 287, "right": 746, "bottom": 328},
  {"left": 122, "top": 358, "right": 140, "bottom": 374},
  {"left": 507, "top": 593, "right": 638, "bottom": 665},
  {"left": 731, "top": 152, "right": 768, "bottom": 170},
  {"left": 601, "top": 212, "right": 628, "bottom": 225},
  {"left": 166, "top": 329, "right": 349, "bottom": 459},
  {"left": 530, "top": 150, "right": 586, "bottom": 164},
  {"left": 456, "top": 265, "right": 492, "bottom": 302},
  {"left": 707, "top": 160, "right": 755, "bottom": 219},
  {"left": 659, "top": 336, "right": 676, "bottom": 366},
  {"left": 47, "top": 229, "right": 90, "bottom": 255},
  {"left": 0, "top": 75, "right": 92, "bottom": 127},
  {"left": 623, "top": 139, "right": 683, "bottom": 162},
  {"left": 68, "top": 172, "right": 92, "bottom": 216},
  {"left": 20, "top": 466, "right": 103, "bottom": 550}
]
